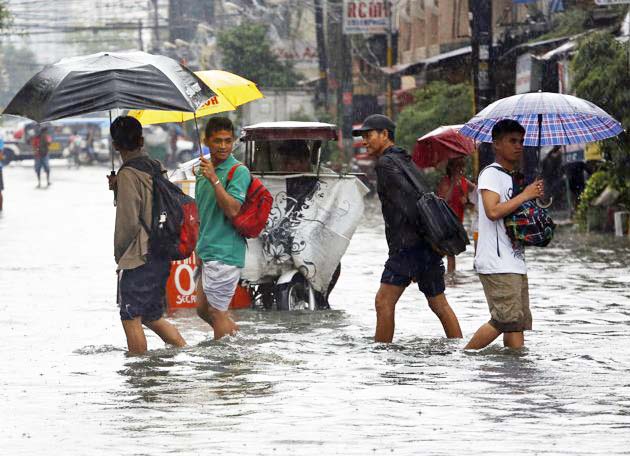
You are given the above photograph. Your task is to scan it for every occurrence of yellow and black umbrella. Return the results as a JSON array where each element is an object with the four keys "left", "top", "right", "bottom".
[{"left": 129, "top": 70, "right": 263, "bottom": 126}]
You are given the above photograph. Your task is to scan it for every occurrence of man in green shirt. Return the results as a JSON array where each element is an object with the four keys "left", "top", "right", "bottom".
[{"left": 195, "top": 117, "right": 251, "bottom": 339}]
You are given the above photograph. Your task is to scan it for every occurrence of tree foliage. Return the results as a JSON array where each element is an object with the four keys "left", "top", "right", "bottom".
[
  {"left": 0, "top": 44, "right": 38, "bottom": 109},
  {"left": 217, "top": 22, "right": 301, "bottom": 88},
  {"left": 396, "top": 81, "right": 473, "bottom": 152},
  {"left": 0, "top": 1, "right": 11, "bottom": 30},
  {"left": 572, "top": 32, "right": 630, "bottom": 212}
]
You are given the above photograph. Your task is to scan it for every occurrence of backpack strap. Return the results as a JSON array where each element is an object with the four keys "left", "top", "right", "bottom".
[
  {"left": 227, "top": 163, "right": 242, "bottom": 183},
  {"left": 388, "top": 153, "right": 427, "bottom": 195}
]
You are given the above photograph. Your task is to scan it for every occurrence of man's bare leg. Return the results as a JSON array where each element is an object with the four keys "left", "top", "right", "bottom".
[
  {"left": 145, "top": 318, "right": 187, "bottom": 347},
  {"left": 196, "top": 278, "right": 239, "bottom": 340},
  {"left": 446, "top": 255, "right": 455, "bottom": 274},
  {"left": 374, "top": 283, "right": 406, "bottom": 343},
  {"left": 427, "top": 293, "right": 463, "bottom": 338},
  {"left": 122, "top": 317, "right": 147, "bottom": 354},
  {"left": 503, "top": 331, "right": 524, "bottom": 349},
  {"left": 464, "top": 322, "right": 501, "bottom": 349}
]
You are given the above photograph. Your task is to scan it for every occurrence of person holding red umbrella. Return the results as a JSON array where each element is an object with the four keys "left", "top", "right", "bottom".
[{"left": 436, "top": 156, "right": 476, "bottom": 273}]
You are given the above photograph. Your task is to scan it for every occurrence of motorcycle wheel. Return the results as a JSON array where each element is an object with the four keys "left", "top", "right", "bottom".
[
  {"left": 275, "top": 274, "right": 312, "bottom": 311},
  {"left": 255, "top": 283, "right": 275, "bottom": 310}
]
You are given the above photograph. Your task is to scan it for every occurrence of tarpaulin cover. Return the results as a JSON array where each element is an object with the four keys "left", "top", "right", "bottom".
[
  {"left": 172, "top": 172, "right": 369, "bottom": 293},
  {"left": 3, "top": 50, "right": 215, "bottom": 122},
  {"left": 242, "top": 174, "right": 369, "bottom": 292}
]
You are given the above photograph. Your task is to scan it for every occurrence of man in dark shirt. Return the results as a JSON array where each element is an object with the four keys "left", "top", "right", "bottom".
[{"left": 354, "top": 114, "right": 463, "bottom": 343}]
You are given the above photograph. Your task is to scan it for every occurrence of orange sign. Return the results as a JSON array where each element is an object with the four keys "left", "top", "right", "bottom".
[
  {"left": 166, "top": 252, "right": 198, "bottom": 311},
  {"left": 166, "top": 252, "right": 253, "bottom": 311}
]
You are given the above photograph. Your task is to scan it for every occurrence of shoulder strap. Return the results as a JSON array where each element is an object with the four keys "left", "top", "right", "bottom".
[
  {"left": 120, "top": 156, "right": 162, "bottom": 177},
  {"left": 479, "top": 164, "right": 509, "bottom": 177},
  {"left": 227, "top": 163, "right": 242, "bottom": 183},
  {"left": 388, "top": 153, "right": 426, "bottom": 195}
]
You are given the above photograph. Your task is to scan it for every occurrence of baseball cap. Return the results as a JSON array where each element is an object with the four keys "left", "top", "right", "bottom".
[{"left": 352, "top": 114, "right": 396, "bottom": 136}]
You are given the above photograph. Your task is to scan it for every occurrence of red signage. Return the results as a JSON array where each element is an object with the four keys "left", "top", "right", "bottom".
[{"left": 166, "top": 252, "right": 198, "bottom": 311}]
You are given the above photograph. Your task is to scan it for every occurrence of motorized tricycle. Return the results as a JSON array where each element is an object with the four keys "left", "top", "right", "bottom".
[{"left": 168, "top": 121, "right": 369, "bottom": 311}]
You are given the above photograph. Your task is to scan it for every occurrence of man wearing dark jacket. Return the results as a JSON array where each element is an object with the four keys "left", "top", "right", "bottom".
[{"left": 354, "top": 115, "right": 463, "bottom": 343}]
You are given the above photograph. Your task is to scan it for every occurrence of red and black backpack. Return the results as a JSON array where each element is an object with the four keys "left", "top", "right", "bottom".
[
  {"left": 120, "top": 157, "right": 199, "bottom": 261},
  {"left": 226, "top": 163, "right": 273, "bottom": 238}
]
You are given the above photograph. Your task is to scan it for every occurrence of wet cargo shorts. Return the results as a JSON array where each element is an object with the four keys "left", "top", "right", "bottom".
[
  {"left": 380, "top": 242, "right": 446, "bottom": 298},
  {"left": 117, "top": 258, "right": 171, "bottom": 323},
  {"left": 479, "top": 273, "right": 532, "bottom": 333}
]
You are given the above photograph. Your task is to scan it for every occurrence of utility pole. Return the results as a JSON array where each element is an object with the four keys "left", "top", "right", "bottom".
[
  {"left": 384, "top": 0, "right": 393, "bottom": 119},
  {"left": 469, "top": 0, "right": 494, "bottom": 177},
  {"left": 469, "top": 0, "right": 493, "bottom": 113},
  {"left": 314, "top": 0, "right": 328, "bottom": 111},
  {"left": 138, "top": 20, "right": 144, "bottom": 51},
  {"left": 338, "top": 0, "right": 353, "bottom": 164},
  {"left": 151, "top": 0, "right": 160, "bottom": 52}
]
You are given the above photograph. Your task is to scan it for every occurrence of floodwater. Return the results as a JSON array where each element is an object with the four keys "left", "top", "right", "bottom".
[{"left": 1, "top": 163, "right": 630, "bottom": 455}]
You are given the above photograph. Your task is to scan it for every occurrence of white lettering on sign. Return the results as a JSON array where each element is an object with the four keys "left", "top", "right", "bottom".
[{"left": 174, "top": 264, "right": 196, "bottom": 296}]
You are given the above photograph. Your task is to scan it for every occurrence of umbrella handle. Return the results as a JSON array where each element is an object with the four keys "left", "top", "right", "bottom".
[{"left": 536, "top": 196, "right": 553, "bottom": 209}]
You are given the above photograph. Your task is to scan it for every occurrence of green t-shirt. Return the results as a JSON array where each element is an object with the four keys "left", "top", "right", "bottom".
[{"left": 195, "top": 154, "right": 251, "bottom": 267}]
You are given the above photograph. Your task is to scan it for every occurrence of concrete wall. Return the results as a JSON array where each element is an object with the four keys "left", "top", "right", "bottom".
[
  {"left": 239, "top": 88, "right": 317, "bottom": 126},
  {"left": 396, "top": 0, "right": 544, "bottom": 66}
]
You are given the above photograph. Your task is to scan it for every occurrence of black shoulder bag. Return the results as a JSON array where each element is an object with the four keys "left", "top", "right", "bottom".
[{"left": 390, "top": 155, "right": 469, "bottom": 257}]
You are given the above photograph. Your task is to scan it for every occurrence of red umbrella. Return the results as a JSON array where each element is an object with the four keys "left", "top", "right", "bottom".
[{"left": 412, "top": 124, "right": 475, "bottom": 168}]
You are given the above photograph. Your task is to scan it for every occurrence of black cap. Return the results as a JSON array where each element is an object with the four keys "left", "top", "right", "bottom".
[{"left": 352, "top": 114, "right": 396, "bottom": 136}]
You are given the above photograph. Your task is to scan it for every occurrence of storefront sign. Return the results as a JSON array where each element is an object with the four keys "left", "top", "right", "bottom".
[{"left": 343, "top": 0, "right": 390, "bottom": 35}]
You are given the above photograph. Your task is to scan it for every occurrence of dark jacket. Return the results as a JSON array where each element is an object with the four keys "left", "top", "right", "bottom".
[{"left": 375, "top": 146, "right": 427, "bottom": 255}]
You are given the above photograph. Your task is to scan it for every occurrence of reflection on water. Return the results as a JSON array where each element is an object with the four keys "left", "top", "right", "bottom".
[{"left": 1, "top": 166, "right": 630, "bottom": 455}]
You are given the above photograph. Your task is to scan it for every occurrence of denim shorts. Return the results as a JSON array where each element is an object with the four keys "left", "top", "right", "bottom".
[
  {"left": 117, "top": 258, "right": 171, "bottom": 323},
  {"left": 381, "top": 242, "right": 446, "bottom": 298}
]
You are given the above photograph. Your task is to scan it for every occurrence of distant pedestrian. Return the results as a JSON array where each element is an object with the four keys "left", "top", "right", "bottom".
[
  {"left": 436, "top": 157, "right": 476, "bottom": 273},
  {"left": 541, "top": 146, "right": 564, "bottom": 207},
  {"left": 563, "top": 160, "right": 588, "bottom": 214},
  {"left": 465, "top": 119, "right": 544, "bottom": 350},
  {"left": 108, "top": 116, "right": 186, "bottom": 354},
  {"left": 33, "top": 126, "right": 51, "bottom": 187},
  {"left": 195, "top": 117, "right": 251, "bottom": 339},
  {"left": 354, "top": 114, "right": 463, "bottom": 343}
]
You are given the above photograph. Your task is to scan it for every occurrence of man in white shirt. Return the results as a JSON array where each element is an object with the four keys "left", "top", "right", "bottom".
[{"left": 465, "top": 119, "right": 544, "bottom": 350}]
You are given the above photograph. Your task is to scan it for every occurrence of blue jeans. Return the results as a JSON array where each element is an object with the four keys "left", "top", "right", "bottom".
[{"left": 34, "top": 156, "right": 50, "bottom": 178}]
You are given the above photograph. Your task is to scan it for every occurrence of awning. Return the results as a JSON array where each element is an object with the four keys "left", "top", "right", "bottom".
[
  {"left": 381, "top": 45, "right": 471, "bottom": 75},
  {"left": 539, "top": 40, "right": 577, "bottom": 60}
]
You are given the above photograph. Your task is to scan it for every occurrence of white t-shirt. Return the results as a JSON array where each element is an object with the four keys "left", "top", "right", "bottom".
[{"left": 474, "top": 163, "right": 526, "bottom": 274}]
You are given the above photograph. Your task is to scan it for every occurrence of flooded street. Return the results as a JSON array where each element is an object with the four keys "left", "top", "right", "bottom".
[{"left": 1, "top": 163, "right": 630, "bottom": 455}]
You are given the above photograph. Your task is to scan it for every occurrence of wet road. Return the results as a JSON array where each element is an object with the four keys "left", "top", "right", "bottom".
[{"left": 1, "top": 163, "right": 630, "bottom": 455}]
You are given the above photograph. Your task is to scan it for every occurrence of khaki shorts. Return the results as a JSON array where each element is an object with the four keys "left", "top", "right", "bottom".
[{"left": 479, "top": 273, "right": 531, "bottom": 333}]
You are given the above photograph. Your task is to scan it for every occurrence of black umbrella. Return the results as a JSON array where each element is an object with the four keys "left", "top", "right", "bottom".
[{"left": 2, "top": 50, "right": 215, "bottom": 122}]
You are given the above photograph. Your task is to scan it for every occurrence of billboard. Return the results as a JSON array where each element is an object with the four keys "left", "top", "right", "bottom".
[{"left": 343, "top": 0, "right": 390, "bottom": 35}]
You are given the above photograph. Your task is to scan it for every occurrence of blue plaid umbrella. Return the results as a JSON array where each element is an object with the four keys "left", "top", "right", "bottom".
[{"left": 460, "top": 92, "right": 623, "bottom": 146}]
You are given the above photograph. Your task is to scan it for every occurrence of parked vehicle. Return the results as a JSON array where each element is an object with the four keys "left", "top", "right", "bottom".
[
  {"left": 169, "top": 121, "right": 369, "bottom": 311},
  {"left": 1, "top": 117, "right": 110, "bottom": 165}
]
